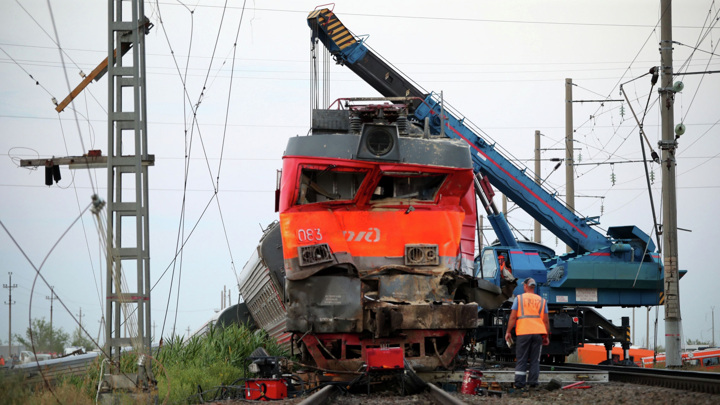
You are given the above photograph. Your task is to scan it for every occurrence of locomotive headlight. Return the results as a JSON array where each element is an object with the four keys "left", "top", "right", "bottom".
[
  {"left": 298, "top": 243, "right": 333, "bottom": 266},
  {"left": 405, "top": 244, "right": 439, "bottom": 266},
  {"left": 357, "top": 124, "right": 400, "bottom": 161},
  {"left": 366, "top": 128, "right": 394, "bottom": 156}
]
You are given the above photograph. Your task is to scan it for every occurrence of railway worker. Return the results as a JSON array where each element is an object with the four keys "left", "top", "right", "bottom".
[
  {"left": 498, "top": 254, "right": 515, "bottom": 283},
  {"left": 505, "top": 277, "right": 550, "bottom": 390}
]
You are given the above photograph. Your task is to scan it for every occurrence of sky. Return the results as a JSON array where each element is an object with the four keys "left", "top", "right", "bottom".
[{"left": 0, "top": 0, "right": 718, "bottom": 352}]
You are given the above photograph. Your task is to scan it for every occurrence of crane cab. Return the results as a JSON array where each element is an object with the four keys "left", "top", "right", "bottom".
[{"left": 475, "top": 244, "right": 553, "bottom": 295}]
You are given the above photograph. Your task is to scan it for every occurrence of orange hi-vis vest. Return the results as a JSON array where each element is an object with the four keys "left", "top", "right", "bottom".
[{"left": 516, "top": 293, "right": 547, "bottom": 335}]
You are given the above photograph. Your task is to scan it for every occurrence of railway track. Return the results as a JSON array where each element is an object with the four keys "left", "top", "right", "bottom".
[
  {"left": 547, "top": 363, "right": 720, "bottom": 394},
  {"left": 296, "top": 383, "right": 468, "bottom": 405},
  {"left": 294, "top": 363, "right": 719, "bottom": 403}
]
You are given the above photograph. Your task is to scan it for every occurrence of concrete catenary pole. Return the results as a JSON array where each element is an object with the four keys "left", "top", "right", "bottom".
[
  {"left": 659, "top": 0, "right": 682, "bottom": 368},
  {"left": 712, "top": 307, "right": 715, "bottom": 347},
  {"left": 647, "top": 307, "right": 650, "bottom": 349},
  {"left": 46, "top": 286, "right": 56, "bottom": 331},
  {"left": 534, "top": 130, "right": 542, "bottom": 243},
  {"left": 4, "top": 272, "right": 18, "bottom": 357},
  {"left": 565, "top": 78, "right": 575, "bottom": 254}
]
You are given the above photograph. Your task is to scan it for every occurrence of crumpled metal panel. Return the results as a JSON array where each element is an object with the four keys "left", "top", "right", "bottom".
[
  {"left": 300, "top": 329, "right": 467, "bottom": 372},
  {"left": 365, "top": 302, "right": 478, "bottom": 333},
  {"left": 286, "top": 276, "right": 363, "bottom": 333},
  {"left": 377, "top": 273, "right": 450, "bottom": 303}
]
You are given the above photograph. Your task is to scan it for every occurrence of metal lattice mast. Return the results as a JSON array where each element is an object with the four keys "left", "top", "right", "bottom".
[{"left": 105, "top": 0, "right": 152, "bottom": 371}]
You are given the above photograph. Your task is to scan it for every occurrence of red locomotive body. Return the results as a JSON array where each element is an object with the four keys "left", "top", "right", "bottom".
[{"left": 277, "top": 102, "right": 481, "bottom": 371}]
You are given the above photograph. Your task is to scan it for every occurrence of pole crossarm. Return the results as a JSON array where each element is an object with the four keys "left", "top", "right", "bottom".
[
  {"left": 54, "top": 17, "right": 152, "bottom": 113},
  {"left": 19, "top": 155, "right": 154, "bottom": 169}
]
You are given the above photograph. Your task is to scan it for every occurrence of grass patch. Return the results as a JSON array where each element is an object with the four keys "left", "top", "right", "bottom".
[
  {"left": 154, "top": 323, "right": 286, "bottom": 403},
  {"left": 10, "top": 323, "right": 286, "bottom": 404}
]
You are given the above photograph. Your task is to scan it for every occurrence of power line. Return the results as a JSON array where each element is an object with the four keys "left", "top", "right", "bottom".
[
  {"left": 154, "top": 3, "right": 720, "bottom": 29},
  {"left": 12, "top": 0, "right": 85, "bottom": 71},
  {"left": 0, "top": 46, "right": 57, "bottom": 100},
  {"left": 676, "top": 41, "right": 720, "bottom": 58},
  {"left": 4, "top": 113, "right": 718, "bottom": 131},
  {"left": 4, "top": 55, "right": 718, "bottom": 74},
  {"left": 6, "top": 41, "right": 714, "bottom": 67}
]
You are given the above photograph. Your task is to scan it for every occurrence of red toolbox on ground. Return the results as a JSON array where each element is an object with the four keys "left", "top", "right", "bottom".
[{"left": 245, "top": 379, "right": 288, "bottom": 401}]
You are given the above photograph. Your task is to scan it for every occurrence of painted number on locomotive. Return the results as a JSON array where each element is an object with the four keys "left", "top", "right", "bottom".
[{"left": 297, "top": 228, "right": 322, "bottom": 242}]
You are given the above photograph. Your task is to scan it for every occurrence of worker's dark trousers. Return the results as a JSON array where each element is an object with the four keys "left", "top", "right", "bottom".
[{"left": 514, "top": 334, "right": 542, "bottom": 388}]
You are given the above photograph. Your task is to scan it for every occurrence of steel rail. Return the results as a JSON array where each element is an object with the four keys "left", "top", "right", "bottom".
[
  {"left": 426, "top": 382, "right": 468, "bottom": 405},
  {"left": 295, "top": 381, "right": 468, "bottom": 405},
  {"left": 297, "top": 385, "right": 339, "bottom": 405},
  {"left": 547, "top": 363, "right": 720, "bottom": 394}
]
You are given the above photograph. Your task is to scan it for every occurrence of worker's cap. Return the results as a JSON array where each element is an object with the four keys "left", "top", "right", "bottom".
[
  {"left": 524, "top": 278, "right": 537, "bottom": 287},
  {"left": 498, "top": 255, "right": 506, "bottom": 260}
]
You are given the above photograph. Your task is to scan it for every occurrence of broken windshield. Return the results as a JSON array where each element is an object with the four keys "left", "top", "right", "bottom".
[
  {"left": 371, "top": 173, "right": 446, "bottom": 201},
  {"left": 296, "top": 166, "right": 367, "bottom": 204}
]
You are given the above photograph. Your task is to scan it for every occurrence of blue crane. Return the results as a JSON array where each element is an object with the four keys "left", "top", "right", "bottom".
[{"left": 307, "top": 8, "right": 670, "bottom": 311}]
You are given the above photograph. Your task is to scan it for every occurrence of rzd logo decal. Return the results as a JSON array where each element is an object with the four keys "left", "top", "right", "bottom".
[{"left": 343, "top": 228, "right": 381, "bottom": 242}]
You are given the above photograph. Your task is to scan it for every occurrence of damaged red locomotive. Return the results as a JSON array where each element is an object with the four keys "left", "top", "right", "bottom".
[{"left": 274, "top": 101, "right": 495, "bottom": 371}]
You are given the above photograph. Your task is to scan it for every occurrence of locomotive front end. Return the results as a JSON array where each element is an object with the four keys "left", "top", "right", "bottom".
[{"left": 278, "top": 102, "right": 478, "bottom": 371}]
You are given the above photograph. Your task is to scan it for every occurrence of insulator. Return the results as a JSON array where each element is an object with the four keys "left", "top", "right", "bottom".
[
  {"left": 45, "top": 163, "right": 53, "bottom": 186},
  {"left": 675, "top": 123, "right": 686, "bottom": 137},
  {"left": 52, "top": 165, "right": 61, "bottom": 183},
  {"left": 350, "top": 116, "right": 362, "bottom": 133},
  {"left": 396, "top": 116, "right": 408, "bottom": 134}
]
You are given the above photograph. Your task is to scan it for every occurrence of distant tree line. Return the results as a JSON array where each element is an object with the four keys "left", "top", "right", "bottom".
[
  {"left": 686, "top": 338, "right": 712, "bottom": 346},
  {"left": 14, "top": 318, "right": 96, "bottom": 354}
]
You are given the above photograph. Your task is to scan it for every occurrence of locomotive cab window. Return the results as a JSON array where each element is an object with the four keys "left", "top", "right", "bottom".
[
  {"left": 297, "top": 166, "right": 367, "bottom": 204},
  {"left": 371, "top": 173, "right": 446, "bottom": 201}
]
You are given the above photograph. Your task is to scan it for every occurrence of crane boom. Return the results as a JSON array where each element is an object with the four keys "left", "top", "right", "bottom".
[{"left": 308, "top": 8, "right": 630, "bottom": 254}]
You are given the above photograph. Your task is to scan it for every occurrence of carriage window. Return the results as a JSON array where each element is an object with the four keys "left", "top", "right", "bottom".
[
  {"left": 297, "top": 167, "right": 367, "bottom": 204},
  {"left": 371, "top": 173, "right": 445, "bottom": 201},
  {"left": 703, "top": 357, "right": 719, "bottom": 367}
]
